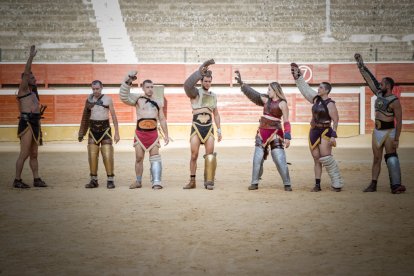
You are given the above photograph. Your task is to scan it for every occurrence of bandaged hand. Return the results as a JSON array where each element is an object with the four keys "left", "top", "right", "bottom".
[
  {"left": 234, "top": 70, "right": 243, "bottom": 85},
  {"left": 199, "top": 59, "right": 215, "bottom": 76},
  {"left": 124, "top": 70, "right": 138, "bottom": 85},
  {"left": 290, "top": 63, "right": 301, "bottom": 80}
]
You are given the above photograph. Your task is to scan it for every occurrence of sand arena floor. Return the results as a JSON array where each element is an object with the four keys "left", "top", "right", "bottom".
[{"left": 1, "top": 134, "right": 413, "bottom": 275}]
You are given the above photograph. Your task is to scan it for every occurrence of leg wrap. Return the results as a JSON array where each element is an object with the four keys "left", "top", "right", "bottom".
[
  {"left": 149, "top": 155, "right": 162, "bottom": 186},
  {"left": 251, "top": 146, "right": 264, "bottom": 185},
  {"left": 204, "top": 153, "right": 217, "bottom": 185},
  {"left": 88, "top": 144, "right": 99, "bottom": 177},
  {"left": 271, "top": 148, "right": 291, "bottom": 186},
  {"left": 101, "top": 144, "right": 114, "bottom": 179},
  {"left": 319, "top": 155, "right": 344, "bottom": 188},
  {"left": 385, "top": 153, "right": 401, "bottom": 187}
]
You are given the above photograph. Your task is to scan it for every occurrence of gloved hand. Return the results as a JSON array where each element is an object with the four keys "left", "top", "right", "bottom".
[
  {"left": 234, "top": 70, "right": 243, "bottom": 85},
  {"left": 354, "top": 53, "right": 364, "bottom": 69},
  {"left": 290, "top": 63, "right": 301, "bottom": 80},
  {"left": 124, "top": 70, "right": 138, "bottom": 85},
  {"left": 199, "top": 59, "right": 215, "bottom": 76}
]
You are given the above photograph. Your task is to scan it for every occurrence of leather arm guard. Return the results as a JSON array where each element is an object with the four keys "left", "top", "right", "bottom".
[
  {"left": 241, "top": 84, "right": 265, "bottom": 107},
  {"left": 295, "top": 76, "right": 318, "bottom": 104},
  {"left": 119, "top": 81, "right": 140, "bottom": 106},
  {"left": 283, "top": 121, "right": 292, "bottom": 140},
  {"left": 78, "top": 99, "right": 92, "bottom": 140},
  {"left": 184, "top": 70, "right": 202, "bottom": 99},
  {"left": 184, "top": 59, "right": 215, "bottom": 99},
  {"left": 358, "top": 66, "right": 381, "bottom": 96}
]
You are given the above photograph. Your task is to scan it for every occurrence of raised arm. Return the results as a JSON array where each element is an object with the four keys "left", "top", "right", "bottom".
[
  {"left": 354, "top": 53, "right": 381, "bottom": 95},
  {"left": 19, "top": 45, "right": 37, "bottom": 95},
  {"left": 290, "top": 63, "right": 317, "bottom": 103},
  {"left": 235, "top": 70, "right": 266, "bottom": 106},
  {"left": 119, "top": 70, "right": 140, "bottom": 106},
  {"left": 184, "top": 59, "right": 215, "bottom": 99}
]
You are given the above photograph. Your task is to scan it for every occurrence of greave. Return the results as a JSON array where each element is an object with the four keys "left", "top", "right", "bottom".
[
  {"left": 204, "top": 153, "right": 217, "bottom": 185},
  {"left": 101, "top": 144, "right": 114, "bottom": 179},
  {"left": 271, "top": 148, "right": 291, "bottom": 186},
  {"left": 149, "top": 155, "right": 162, "bottom": 186},
  {"left": 319, "top": 155, "right": 344, "bottom": 188},
  {"left": 251, "top": 146, "right": 264, "bottom": 185},
  {"left": 385, "top": 153, "right": 402, "bottom": 187},
  {"left": 88, "top": 144, "right": 99, "bottom": 177}
]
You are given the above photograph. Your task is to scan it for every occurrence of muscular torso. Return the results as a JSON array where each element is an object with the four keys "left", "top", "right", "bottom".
[
  {"left": 136, "top": 96, "right": 161, "bottom": 120},
  {"left": 191, "top": 89, "right": 216, "bottom": 115},
  {"left": 18, "top": 88, "right": 40, "bottom": 113},
  {"left": 90, "top": 94, "right": 111, "bottom": 120}
]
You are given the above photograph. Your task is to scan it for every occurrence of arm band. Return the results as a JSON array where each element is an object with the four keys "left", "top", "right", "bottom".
[{"left": 283, "top": 121, "right": 292, "bottom": 140}]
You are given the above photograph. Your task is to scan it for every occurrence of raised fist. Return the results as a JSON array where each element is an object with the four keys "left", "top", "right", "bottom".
[
  {"left": 199, "top": 59, "right": 215, "bottom": 76},
  {"left": 29, "top": 45, "right": 37, "bottom": 58},
  {"left": 354, "top": 53, "right": 364, "bottom": 69},
  {"left": 124, "top": 70, "right": 138, "bottom": 85},
  {"left": 290, "top": 63, "right": 301, "bottom": 80},
  {"left": 234, "top": 70, "right": 243, "bottom": 85}
]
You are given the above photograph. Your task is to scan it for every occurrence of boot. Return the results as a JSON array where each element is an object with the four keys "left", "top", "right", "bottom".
[
  {"left": 363, "top": 181, "right": 377, "bottom": 192},
  {"left": 85, "top": 179, "right": 99, "bottom": 188},
  {"left": 107, "top": 180, "right": 115, "bottom": 189},
  {"left": 33, "top": 177, "right": 47, "bottom": 187},
  {"left": 391, "top": 185, "right": 406, "bottom": 194},
  {"left": 129, "top": 181, "right": 142, "bottom": 189},
  {"left": 183, "top": 178, "right": 196, "bottom": 189},
  {"left": 311, "top": 184, "right": 321, "bottom": 192},
  {"left": 284, "top": 185, "right": 292, "bottom": 191},
  {"left": 248, "top": 184, "right": 258, "bottom": 190},
  {"left": 13, "top": 179, "right": 30, "bottom": 189}
]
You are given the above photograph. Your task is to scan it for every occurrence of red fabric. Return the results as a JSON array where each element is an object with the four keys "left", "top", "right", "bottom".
[
  {"left": 134, "top": 129, "right": 158, "bottom": 150},
  {"left": 259, "top": 128, "right": 284, "bottom": 146}
]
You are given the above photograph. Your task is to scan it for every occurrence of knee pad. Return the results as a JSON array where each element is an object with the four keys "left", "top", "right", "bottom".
[
  {"left": 204, "top": 153, "right": 217, "bottom": 183},
  {"left": 319, "top": 155, "right": 344, "bottom": 188},
  {"left": 271, "top": 148, "right": 291, "bottom": 185},
  {"left": 88, "top": 144, "right": 99, "bottom": 176},
  {"left": 384, "top": 153, "right": 401, "bottom": 186},
  {"left": 149, "top": 155, "right": 162, "bottom": 186},
  {"left": 101, "top": 144, "right": 114, "bottom": 178}
]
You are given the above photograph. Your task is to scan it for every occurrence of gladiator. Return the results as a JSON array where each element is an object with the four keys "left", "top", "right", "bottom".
[
  {"left": 183, "top": 59, "right": 222, "bottom": 190},
  {"left": 235, "top": 71, "right": 292, "bottom": 191},
  {"left": 78, "top": 80, "right": 120, "bottom": 189},
  {"left": 119, "top": 71, "right": 169, "bottom": 189},
  {"left": 291, "top": 63, "right": 344, "bottom": 192},
  {"left": 354, "top": 53, "right": 405, "bottom": 194},
  {"left": 13, "top": 45, "right": 47, "bottom": 189}
]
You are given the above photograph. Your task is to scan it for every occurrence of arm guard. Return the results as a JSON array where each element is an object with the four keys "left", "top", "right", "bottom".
[
  {"left": 183, "top": 70, "right": 202, "bottom": 99},
  {"left": 241, "top": 84, "right": 265, "bottom": 107},
  {"left": 358, "top": 66, "right": 381, "bottom": 95},
  {"left": 78, "top": 99, "right": 92, "bottom": 139},
  {"left": 295, "top": 76, "right": 318, "bottom": 104},
  {"left": 283, "top": 121, "right": 292, "bottom": 140},
  {"left": 119, "top": 82, "right": 140, "bottom": 106}
]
